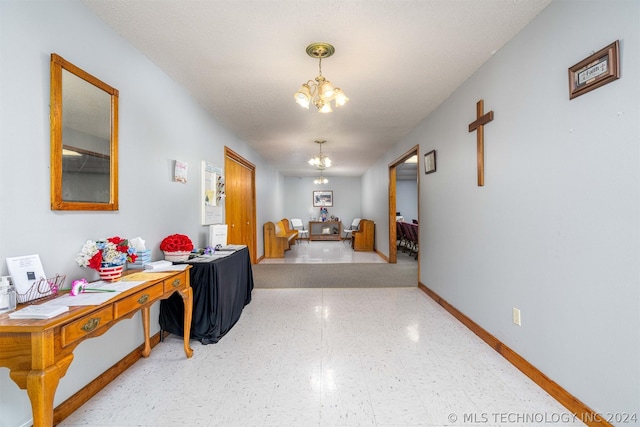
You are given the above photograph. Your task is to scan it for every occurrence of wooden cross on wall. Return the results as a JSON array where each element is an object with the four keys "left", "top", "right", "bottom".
[{"left": 468, "top": 99, "right": 494, "bottom": 186}]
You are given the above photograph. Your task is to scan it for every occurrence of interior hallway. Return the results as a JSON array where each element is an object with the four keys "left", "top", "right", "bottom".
[{"left": 59, "top": 243, "right": 582, "bottom": 426}]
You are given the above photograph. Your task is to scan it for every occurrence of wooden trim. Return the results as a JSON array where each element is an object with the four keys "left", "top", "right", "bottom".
[
  {"left": 53, "top": 331, "right": 165, "bottom": 425},
  {"left": 375, "top": 249, "right": 389, "bottom": 262},
  {"left": 387, "top": 145, "right": 420, "bottom": 265},
  {"left": 388, "top": 166, "right": 397, "bottom": 263},
  {"left": 50, "top": 53, "right": 119, "bottom": 211},
  {"left": 418, "top": 283, "right": 611, "bottom": 427},
  {"left": 224, "top": 146, "right": 255, "bottom": 169}
]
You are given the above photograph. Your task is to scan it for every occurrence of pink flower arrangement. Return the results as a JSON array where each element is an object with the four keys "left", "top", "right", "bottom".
[
  {"left": 160, "top": 234, "right": 194, "bottom": 252},
  {"left": 70, "top": 279, "right": 116, "bottom": 295}
]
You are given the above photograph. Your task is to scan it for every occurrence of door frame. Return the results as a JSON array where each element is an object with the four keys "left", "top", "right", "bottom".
[{"left": 388, "top": 145, "right": 419, "bottom": 264}]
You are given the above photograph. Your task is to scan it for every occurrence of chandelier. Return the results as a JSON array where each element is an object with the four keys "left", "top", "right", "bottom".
[
  {"left": 314, "top": 170, "right": 328, "bottom": 185},
  {"left": 309, "top": 140, "right": 332, "bottom": 169},
  {"left": 294, "top": 42, "right": 349, "bottom": 113}
]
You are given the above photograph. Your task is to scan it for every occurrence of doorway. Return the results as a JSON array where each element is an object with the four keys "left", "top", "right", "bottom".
[
  {"left": 224, "top": 147, "right": 257, "bottom": 264},
  {"left": 388, "top": 145, "right": 419, "bottom": 265}
]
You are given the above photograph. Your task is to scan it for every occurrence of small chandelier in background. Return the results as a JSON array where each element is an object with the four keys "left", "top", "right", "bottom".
[
  {"left": 309, "top": 140, "right": 332, "bottom": 169},
  {"left": 294, "top": 42, "right": 349, "bottom": 113},
  {"left": 314, "top": 170, "right": 328, "bottom": 185}
]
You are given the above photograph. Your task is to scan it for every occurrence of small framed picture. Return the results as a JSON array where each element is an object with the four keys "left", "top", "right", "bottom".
[
  {"left": 568, "top": 40, "right": 620, "bottom": 100},
  {"left": 424, "top": 150, "right": 436, "bottom": 174},
  {"left": 313, "top": 190, "right": 333, "bottom": 207}
]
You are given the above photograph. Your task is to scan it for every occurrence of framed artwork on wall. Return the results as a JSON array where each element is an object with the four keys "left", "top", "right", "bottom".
[
  {"left": 313, "top": 190, "right": 333, "bottom": 207},
  {"left": 568, "top": 40, "right": 620, "bottom": 100},
  {"left": 424, "top": 150, "right": 437, "bottom": 174}
]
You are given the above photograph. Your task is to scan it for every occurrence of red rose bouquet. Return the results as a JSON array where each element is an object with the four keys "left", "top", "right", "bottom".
[{"left": 160, "top": 234, "right": 194, "bottom": 252}]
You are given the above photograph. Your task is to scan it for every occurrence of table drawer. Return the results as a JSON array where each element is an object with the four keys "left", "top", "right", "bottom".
[
  {"left": 114, "top": 283, "right": 163, "bottom": 318},
  {"left": 61, "top": 306, "right": 113, "bottom": 347},
  {"left": 163, "top": 271, "right": 187, "bottom": 293}
]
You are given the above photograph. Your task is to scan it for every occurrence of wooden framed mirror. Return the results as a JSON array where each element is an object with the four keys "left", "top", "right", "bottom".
[{"left": 50, "top": 53, "right": 119, "bottom": 210}]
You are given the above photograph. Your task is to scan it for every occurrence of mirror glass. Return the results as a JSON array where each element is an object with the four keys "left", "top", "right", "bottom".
[{"left": 51, "top": 54, "right": 119, "bottom": 210}]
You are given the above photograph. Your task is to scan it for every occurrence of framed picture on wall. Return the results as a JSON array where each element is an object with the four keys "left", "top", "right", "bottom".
[
  {"left": 424, "top": 150, "right": 436, "bottom": 174},
  {"left": 568, "top": 40, "right": 620, "bottom": 99},
  {"left": 313, "top": 190, "right": 333, "bottom": 207}
]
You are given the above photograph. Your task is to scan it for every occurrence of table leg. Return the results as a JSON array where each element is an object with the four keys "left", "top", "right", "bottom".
[
  {"left": 141, "top": 307, "right": 151, "bottom": 358},
  {"left": 26, "top": 365, "right": 61, "bottom": 427},
  {"left": 179, "top": 286, "right": 193, "bottom": 358},
  {"left": 25, "top": 330, "right": 63, "bottom": 427}
]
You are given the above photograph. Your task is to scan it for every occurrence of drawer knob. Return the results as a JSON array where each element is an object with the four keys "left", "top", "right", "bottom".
[
  {"left": 81, "top": 318, "right": 101, "bottom": 332},
  {"left": 137, "top": 294, "right": 149, "bottom": 304},
  {"left": 172, "top": 279, "right": 181, "bottom": 287}
]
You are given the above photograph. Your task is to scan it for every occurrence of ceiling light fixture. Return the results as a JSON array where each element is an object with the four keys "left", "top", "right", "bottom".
[
  {"left": 308, "top": 140, "right": 332, "bottom": 170},
  {"left": 314, "top": 170, "right": 328, "bottom": 185},
  {"left": 294, "top": 42, "right": 349, "bottom": 113}
]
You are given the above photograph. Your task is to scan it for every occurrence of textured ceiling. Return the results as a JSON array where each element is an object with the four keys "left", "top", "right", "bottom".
[{"left": 83, "top": 0, "right": 551, "bottom": 178}]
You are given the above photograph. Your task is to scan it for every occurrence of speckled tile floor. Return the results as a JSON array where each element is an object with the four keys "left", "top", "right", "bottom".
[{"left": 59, "top": 287, "right": 582, "bottom": 427}]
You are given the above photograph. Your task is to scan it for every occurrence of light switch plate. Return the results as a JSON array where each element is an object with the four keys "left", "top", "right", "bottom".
[{"left": 512, "top": 307, "right": 521, "bottom": 326}]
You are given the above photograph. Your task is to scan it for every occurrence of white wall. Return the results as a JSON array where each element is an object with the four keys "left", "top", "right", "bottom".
[
  {"left": 396, "top": 180, "right": 418, "bottom": 223},
  {"left": 363, "top": 0, "right": 639, "bottom": 419},
  {"left": 361, "top": 160, "right": 390, "bottom": 248},
  {"left": 0, "top": 2, "right": 282, "bottom": 426},
  {"left": 283, "top": 176, "right": 362, "bottom": 228}
]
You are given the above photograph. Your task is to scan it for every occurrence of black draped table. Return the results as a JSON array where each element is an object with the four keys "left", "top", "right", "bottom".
[{"left": 159, "top": 247, "right": 254, "bottom": 344}]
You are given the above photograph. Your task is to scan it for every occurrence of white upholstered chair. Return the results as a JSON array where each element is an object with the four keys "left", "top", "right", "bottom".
[
  {"left": 290, "top": 218, "right": 309, "bottom": 242},
  {"left": 342, "top": 218, "right": 361, "bottom": 243}
]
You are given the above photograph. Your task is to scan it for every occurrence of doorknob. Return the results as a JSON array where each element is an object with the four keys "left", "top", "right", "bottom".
[{"left": 231, "top": 224, "right": 235, "bottom": 228}]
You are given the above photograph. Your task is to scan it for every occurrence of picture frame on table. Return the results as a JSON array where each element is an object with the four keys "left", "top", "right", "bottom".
[
  {"left": 568, "top": 40, "right": 620, "bottom": 100},
  {"left": 424, "top": 150, "right": 437, "bottom": 174},
  {"left": 313, "top": 190, "right": 333, "bottom": 207}
]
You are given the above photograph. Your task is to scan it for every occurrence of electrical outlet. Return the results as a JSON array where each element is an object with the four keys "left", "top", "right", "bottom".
[{"left": 512, "top": 307, "right": 521, "bottom": 326}]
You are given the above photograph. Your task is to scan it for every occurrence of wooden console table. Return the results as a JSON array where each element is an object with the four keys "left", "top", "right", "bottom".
[
  {"left": 309, "top": 220, "right": 342, "bottom": 241},
  {"left": 0, "top": 268, "right": 193, "bottom": 427}
]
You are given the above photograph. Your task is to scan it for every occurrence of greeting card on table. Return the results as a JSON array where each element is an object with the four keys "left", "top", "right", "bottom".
[{"left": 5, "top": 254, "right": 49, "bottom": 299}]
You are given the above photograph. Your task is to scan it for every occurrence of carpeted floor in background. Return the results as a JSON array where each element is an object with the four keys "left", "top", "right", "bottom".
[{"left": 251, "top": 262, "right": 418, "bottom": 288}]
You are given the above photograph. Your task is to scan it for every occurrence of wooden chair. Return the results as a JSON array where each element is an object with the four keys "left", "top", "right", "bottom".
[
  {"left": 352, "top": 219, "right": 374, "bottom": 251},
  {"left": 264, "top": 219, "right": 298, "bottom": 257},
  {"left": 279, "top": 218, "right": 298, "bottom": 244},
  {"left": 263, "top": 222, "right": 288, "bottom": 258}
]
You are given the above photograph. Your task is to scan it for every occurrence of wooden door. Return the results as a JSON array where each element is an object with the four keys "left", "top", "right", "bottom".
[{"left": 224, "top": 147, "right": 257, "bottom": 264}]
